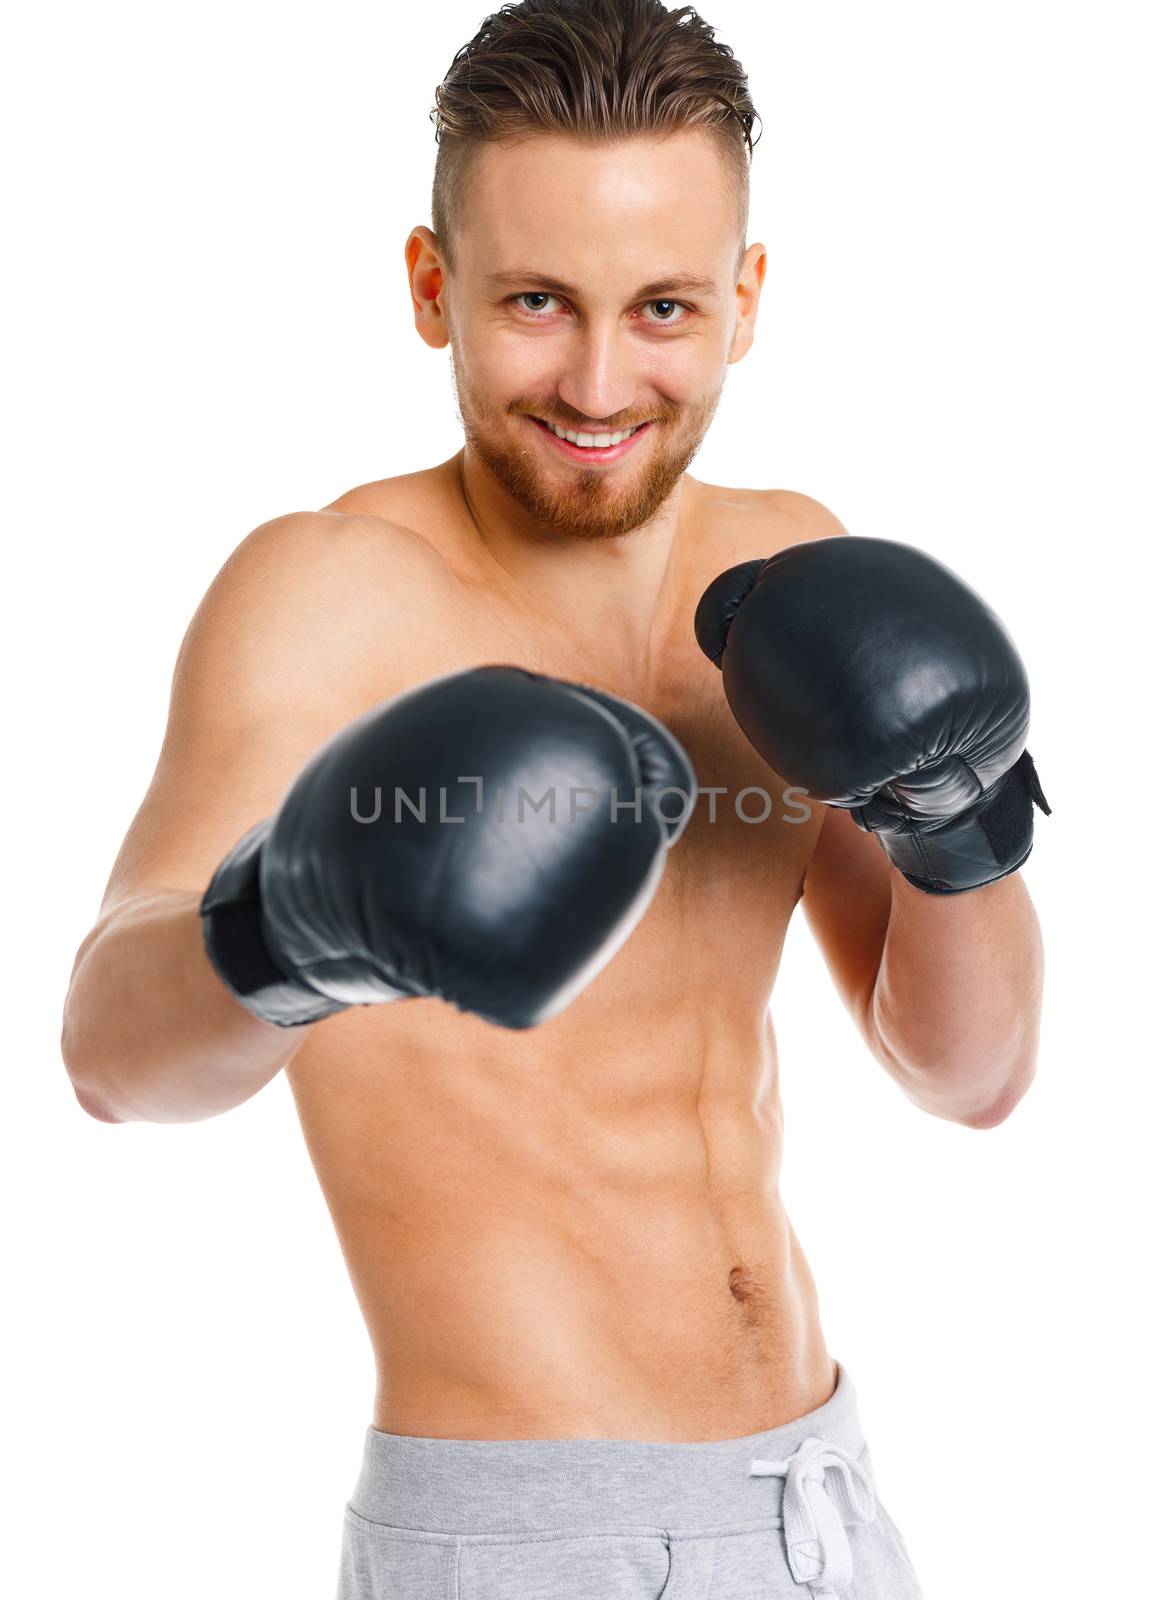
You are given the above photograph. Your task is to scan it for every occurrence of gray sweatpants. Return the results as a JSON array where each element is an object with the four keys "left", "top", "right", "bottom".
[{"left": 336, "top": 1361, "right": 923, "bottom": 1598}]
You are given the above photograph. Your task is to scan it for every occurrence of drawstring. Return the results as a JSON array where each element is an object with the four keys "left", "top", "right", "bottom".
[{"left": 749, "top": 1436, "right": 876, "bottom": 1595}]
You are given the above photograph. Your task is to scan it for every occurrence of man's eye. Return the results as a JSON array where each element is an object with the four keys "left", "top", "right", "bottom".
[
  {"left": 514, "top": 293, "right": 561, "bottom": 316},
  {"left": 511, "top": 294, "right": 690, "bottom": 325},
  {"left": 640, "top": 299, "right": 688, "bottom": 325}
]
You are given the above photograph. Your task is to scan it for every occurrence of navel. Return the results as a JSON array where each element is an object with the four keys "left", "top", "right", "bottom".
[{"left": 728, "top": 1264, "right": 760, "bottom": 1302}]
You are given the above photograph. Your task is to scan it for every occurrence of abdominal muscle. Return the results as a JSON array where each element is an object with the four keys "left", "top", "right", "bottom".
[{"left": 285, "top": 971, "right": 836, "bottom": 1443}]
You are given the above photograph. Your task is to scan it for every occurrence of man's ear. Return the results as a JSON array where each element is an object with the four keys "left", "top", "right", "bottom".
[
  {"left": 406, "top": 226, "right": 451, "bottom": 350},
  {"left": 729, "top": 242, "right": 767, "bottom": 365}
]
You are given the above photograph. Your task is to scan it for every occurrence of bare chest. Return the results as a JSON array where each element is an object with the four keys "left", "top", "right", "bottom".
[{"left": 295, "top": 473, "right": 824, "bottom": 1062}]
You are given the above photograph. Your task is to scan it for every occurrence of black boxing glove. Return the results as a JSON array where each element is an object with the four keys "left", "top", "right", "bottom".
[
  {"left": 695, "top": 536, "right": 1050, "bottom": 894},
  {"left": 200, "top": 666, "right": 696, "bottom": 1029}
]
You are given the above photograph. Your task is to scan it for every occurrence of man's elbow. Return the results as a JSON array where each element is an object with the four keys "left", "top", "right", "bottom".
[
  {"left": 958, "top": 1065, "right": 1037, "bottom": 1131},
  {"left": 61, "top": 1015, "right": 128, "bottom": 1124},
  {"left": 888, "top": 1042, "right": 1038, "bottom": 1130},
  {"left": 72, "top": 1081, "right": 128, "bottom": 1123}
]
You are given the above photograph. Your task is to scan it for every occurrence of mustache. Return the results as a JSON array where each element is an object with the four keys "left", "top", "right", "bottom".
[{"left": 516, "top": 408, "right": 672, "bottom": 432}]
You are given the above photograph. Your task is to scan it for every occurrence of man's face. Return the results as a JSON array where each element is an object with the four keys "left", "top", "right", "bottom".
[{"left": 414, "top": 130, "right": 764, "bottom": 541}]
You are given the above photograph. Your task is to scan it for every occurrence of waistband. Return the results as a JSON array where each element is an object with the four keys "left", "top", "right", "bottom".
[{"left": 348, "top": 1360, "right": 873, "bottom": 1542}]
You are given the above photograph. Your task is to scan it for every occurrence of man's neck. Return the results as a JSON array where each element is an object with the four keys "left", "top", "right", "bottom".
[{"left": 448, "top": 446, "right": 698, "bottom": 676}]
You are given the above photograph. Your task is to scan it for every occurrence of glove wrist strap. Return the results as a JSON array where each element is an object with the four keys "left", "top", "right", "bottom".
[
  {"left": 856, "top": 749, "right": 1052, "bottom": 895},
  {"left": 199, "top": 821, "right": 348, "bottom": 1028}
]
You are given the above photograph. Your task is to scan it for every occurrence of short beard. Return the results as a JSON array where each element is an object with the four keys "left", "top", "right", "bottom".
[{"left": 450, "top": 356, "right": 724, "bottom": 543}]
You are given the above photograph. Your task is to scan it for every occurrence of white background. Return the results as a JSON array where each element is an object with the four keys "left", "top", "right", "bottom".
[{"left": 4, "top": 2, "right": 1149, "bottom": 1596}]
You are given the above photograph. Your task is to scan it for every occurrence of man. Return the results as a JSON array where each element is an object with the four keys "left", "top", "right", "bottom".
[{"left": 61, "top": 2, "right": 1047, "bottom": 1595}]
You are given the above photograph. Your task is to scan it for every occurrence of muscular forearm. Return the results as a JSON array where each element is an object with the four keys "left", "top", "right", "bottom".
[
  {"left": 61, "top": 890, "right": 309, "bottom": 1124},
  {"left": 868, "top": 869, "right": 1044, "bottom": 1128}
]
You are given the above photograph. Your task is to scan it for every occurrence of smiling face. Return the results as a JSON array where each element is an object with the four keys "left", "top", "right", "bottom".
[{"left": 409, "top": 129, "right": 765, "bottom": 541}]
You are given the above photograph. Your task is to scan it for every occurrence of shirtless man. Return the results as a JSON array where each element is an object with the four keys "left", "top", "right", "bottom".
[{"left": 60, "top": 4, "right": 1048, "bottom": 1596}]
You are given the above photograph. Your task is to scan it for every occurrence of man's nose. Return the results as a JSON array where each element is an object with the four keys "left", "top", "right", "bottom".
[{"left": 555, "top": 321, "right": 644, "bottom": 429}]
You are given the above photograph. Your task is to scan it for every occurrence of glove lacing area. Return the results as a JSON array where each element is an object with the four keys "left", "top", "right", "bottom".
[
  {"left": 562, "top": 683, "right": 698, "bottom": 845},
  {"left": 694, "top": 557, "right": 769, "bottom": 666},
  {"left": 748, "top": 1435, "right": 876, "bottom": 1595}
]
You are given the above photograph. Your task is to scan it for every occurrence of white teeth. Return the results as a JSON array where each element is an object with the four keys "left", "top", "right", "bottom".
[{"left": 544, "top": 420, "right": 642, "bottom": 448}]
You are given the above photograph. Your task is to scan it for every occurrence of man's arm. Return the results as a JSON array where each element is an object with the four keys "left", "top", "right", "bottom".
[
  {"left": 799, "top": 804, "right": 1043, "bottom": 1128},
  {"left": 722, "top": 492, "right": 1044, "bottom": 1129},
  {"left": 60, "top": 511, "right": 443, "bottom": 1124}
]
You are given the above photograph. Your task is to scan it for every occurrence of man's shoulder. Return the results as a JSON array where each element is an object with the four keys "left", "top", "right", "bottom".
[
  {"left": 757, "top": 487, "right": 851, "bottom": 544},
  {"left": 208, "top": 501, "right": 462, "bottom": 634},
  {"left": 229, "top": 502, "right": 450, "bottom": 585},
  {"left": 690, "top": 479, "right": 851, "bottom": 572},
  {"left": 181, "top": 503, "right": 461, "bottom": 718}
]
